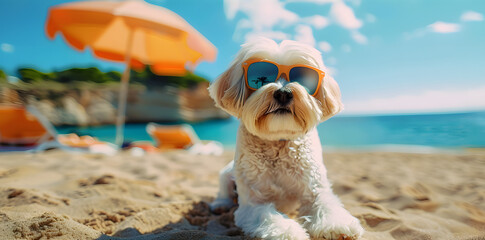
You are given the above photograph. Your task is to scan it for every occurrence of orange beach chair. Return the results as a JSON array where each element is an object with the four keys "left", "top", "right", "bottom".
[
  {"left": 146, "top": 122, "right": 223, "bottom": 155},
  {"left": 0, "top": 104, "right": 117, "bottom": 155},
  {"left": 0, "top": 105, "right": 51, "bottom": 145},
  {"left": 147, "top": 123, "right": 197, "bottom": 150}
]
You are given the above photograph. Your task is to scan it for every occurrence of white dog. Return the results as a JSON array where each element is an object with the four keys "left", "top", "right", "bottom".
[{"left": 208, "top": 38, "right": 364, "bottom": 240}]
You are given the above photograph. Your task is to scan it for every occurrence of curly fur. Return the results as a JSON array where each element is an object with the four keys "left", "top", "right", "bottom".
[{"left": 209, "top": 38, "right": 364, "bottom": 240}]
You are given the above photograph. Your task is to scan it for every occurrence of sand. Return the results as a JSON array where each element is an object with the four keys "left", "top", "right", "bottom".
[{"left": 0, "top": 149, "right": 484, "bottom": 240}]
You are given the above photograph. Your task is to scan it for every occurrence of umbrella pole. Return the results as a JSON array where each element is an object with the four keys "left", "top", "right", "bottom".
[{"left": 115, "top": 32, "right": 134, "bottom": 147}]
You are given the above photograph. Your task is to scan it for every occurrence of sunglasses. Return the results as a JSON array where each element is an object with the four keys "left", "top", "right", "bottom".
[{"left": 242, "top": 59, "right": 325, "bottom": 96}]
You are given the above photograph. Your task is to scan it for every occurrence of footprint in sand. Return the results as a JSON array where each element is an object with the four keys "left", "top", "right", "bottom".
[
  {"left": 390, "top": 225, "right": 433, "bottom": 240},
  {"left": 2, "top": 188, "right": 69, "bottom": 207},
  {"left": 455, "top": 201, "right": 485, "bottom": 229},
  {"left": 12, "top": 213, "right": 99, "bottom": 239},
  {"left": 401, "top": 183, "right": 431, "bottom": 201},
  {"left": 357, "top": 203, "right": 401, "bottom": 232},
  {"left": 400, "top": 183, "right": 440, "bottom": 212}
]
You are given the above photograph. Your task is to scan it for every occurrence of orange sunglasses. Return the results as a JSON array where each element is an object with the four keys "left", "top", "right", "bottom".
[{"left": 242, "top": 59, "right": 325, "bottom": 96}]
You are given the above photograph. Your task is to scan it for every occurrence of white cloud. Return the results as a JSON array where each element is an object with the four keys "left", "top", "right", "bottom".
[
  {"left": 1, "top": 43, "right": 14, "bottom": 53},
  {"left": 303, "top": 15, "right": 330, "bottom": 29},
  {"left": 365, "top": 13, "right": 376, "bottom": 23},
  {"left": 345, "top": 0, "right": 361, "bottom": 7},
  {"left": 329, "top": 1, "right": 362, "bottom": 29},
  {"left": 225, "top": 0, "right": 298, "bottom": 35},
  {"left": 245, "top": 31, "right": 290, "bottom": 42},
  {"left": 325, "top": 66, "right": 338, "bottom": 76},
  {"left": 294, "top": 25, "right": 316, "bottom": 46},
  {"left": 427, "top": 21, "right": 460, "bottom": 33},
  {"left": 460, "top": 11, "right": 483, "bottom": 22},
  {"left": 405, "top": 21, "right": 461, "bottom": 40},
  {"left": 325, "top": 56, "right": 337, "bottom": 65},
  {"left": 403, "top": 28, "right": 427, "bottom": 40},
  {"left": 286, "top": 0, "right": 336, "bottom": 4},
  {"left": 224, "top": 0, "right": 369, "bottom": 47},
  {"left": 224, "top": 0, "right": 240, "bottom": 20},
  {"left": 232, "top": 18, "right": 252, "bottom": 40},
  {"left": 341, "top": 44, "right": 351, "bottom": 53},
  {"left": 351, "top": 30, "right": 367, "bottom": 44},
  {"left": 405, "top": 10, "right": 483, "bottom": 40},
  {"left": 343, "top": 86, "right": 485, "bottom": 115},
  {"left": 318, "top": 41, "right": 332, "bottom": 52}
]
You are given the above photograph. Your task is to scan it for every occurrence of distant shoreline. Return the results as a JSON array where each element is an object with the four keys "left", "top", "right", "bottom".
[
  {"left": 338, "top": 109, "right": 485, "bottom": 118},
  {"left": 51, "top": 110, "right": 485, "bottom": 151}
]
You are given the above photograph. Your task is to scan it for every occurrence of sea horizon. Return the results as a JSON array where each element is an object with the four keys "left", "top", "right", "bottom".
[{"left": 51, "top": 110, "right": 485, "bottom": 152}]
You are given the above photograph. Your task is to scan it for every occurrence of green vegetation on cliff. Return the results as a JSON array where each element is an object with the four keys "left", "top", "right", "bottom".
[
  {"left": 0, "top": 69, "right": 6, "bottom": 83},
  {"left": 131, "top": 67, "right": 208, "bottom": 89},
  {"left": 56, "top": 68, "right": 121, "bottom": 84},
  {"left": 18, "top": 68, "right": 56, "bottom": 83},
  {"left": 14, "top": 66, "right": 208, "bottom": 89}
]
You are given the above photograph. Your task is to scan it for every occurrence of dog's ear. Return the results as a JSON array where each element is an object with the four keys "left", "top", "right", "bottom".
[
  {"left": 208, "top": 60, "right": 249, "bottom": 118},
  {"left": 315, "top": 74, "right": 344, "bottom": 121}
]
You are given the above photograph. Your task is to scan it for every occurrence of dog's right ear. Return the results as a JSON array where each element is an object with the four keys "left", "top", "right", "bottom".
[
  {"left": 208, "top": 59, "right": 249, "bottom": 118},
  {"left": 315, "top": 74, "right": 344, "bottom": 121}
]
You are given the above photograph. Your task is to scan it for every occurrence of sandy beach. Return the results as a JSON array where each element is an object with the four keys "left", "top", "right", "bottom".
[{"left": 0, "top": 149, "right": 484, "bottom": 240}]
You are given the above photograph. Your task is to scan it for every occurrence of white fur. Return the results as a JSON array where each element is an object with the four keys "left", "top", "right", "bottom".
[{"left": 209, "top": 38, "right": 363, "bottom": 240}]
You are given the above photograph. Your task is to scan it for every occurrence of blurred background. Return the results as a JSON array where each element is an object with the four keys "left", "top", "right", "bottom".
[{"left": 0, "top": 0, "right": 484, "bottom": 150}]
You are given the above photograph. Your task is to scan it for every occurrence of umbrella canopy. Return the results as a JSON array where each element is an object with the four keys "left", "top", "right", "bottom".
[{"left": 46, "top": 0, "right": 217, "bottom": 146}]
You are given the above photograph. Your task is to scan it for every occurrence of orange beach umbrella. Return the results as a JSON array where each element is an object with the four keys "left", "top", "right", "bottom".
[{"left": 45, "top": 0, "right": 217, "bottom": 146}]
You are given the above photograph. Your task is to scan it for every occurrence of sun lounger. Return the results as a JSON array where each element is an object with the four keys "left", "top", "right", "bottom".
[
  {"left": 0, "top": 104, "right": 117, "bottom": 155},
  {"left": 28, "top": 105, "right": 118, "bottom": 155},
  {"left": 0, "top": 105, "right": 51, "bottom": 146},
  {"left": 146, "top": 122, "right": 223, "bottom": 156}
]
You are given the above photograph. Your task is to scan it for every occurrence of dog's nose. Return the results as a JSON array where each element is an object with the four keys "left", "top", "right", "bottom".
[{"left": 273, "top": 87, "right": 293, "bottom": 105}]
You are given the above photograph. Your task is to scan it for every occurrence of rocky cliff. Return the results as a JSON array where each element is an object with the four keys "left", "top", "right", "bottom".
[{"left": 0, "top": 82, "right": 229, "bottom": 126}]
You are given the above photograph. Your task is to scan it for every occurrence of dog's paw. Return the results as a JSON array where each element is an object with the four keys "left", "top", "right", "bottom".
[
  {"left": 209, "top": 198, "right": 235, "bottom": 213},
  {"left": 305, "top": 208, "right": 364, "bottom": 240},
  {"left": 255, "top": 217, "right": 309, "bottom": 240}
]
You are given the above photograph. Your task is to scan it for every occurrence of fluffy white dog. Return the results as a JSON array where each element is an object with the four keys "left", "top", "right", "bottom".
[{"left": 208, "top": 38, "right": 364, "bottom": 240}]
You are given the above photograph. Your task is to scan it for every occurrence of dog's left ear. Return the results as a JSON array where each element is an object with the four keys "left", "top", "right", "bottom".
[
  {"left": 208, "top": 58, "right": 249, "bottom": 118},
  {"left": 315, "top": 74, "right": 344, "bottom": 121}
]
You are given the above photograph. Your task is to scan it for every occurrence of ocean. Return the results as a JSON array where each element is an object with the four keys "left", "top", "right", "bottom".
[{"left": 57, "top": 111, "right": 485, "bottom": 150}]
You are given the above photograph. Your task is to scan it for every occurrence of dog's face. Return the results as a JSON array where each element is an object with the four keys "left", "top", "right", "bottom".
[{"left": 209, "top": 38, "right": 343, "bottom": 141}]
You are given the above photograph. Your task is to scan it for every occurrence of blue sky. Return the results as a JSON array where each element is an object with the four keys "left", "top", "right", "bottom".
[{"left": 1, "top": 0, "right": 484, "bottom": 115}]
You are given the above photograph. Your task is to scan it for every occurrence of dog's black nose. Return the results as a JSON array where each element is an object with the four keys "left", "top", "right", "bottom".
[{"left": 273, "top": 87, "right": 293, "bottom": 105}]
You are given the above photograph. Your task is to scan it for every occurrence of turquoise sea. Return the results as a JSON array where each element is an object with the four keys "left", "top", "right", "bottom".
[{"left": 57, "top": 111, "right": 485, "bottom": 150}]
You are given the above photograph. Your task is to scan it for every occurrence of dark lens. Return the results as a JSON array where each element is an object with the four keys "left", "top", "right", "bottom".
[
  {"left": 247, "top": 62, "right": 278, "bottom": 89},
  {"left": 289, "top": 67, "right": 319, "bottom": 95}
]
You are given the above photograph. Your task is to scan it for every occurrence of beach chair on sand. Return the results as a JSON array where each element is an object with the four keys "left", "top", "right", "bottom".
[
  {"left": 146, "top": 122, "right": 223, "bottom": 156},
  {"left": 0, "top": 105, "right": 117, "bottom": 155},
  {"left": 0, "top": 105, "right": 50, "bottom": 146}
]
